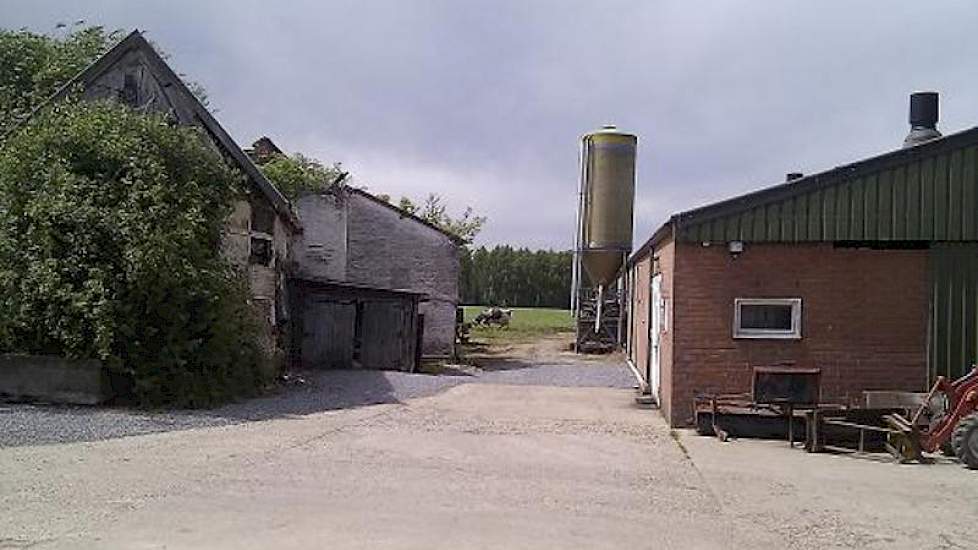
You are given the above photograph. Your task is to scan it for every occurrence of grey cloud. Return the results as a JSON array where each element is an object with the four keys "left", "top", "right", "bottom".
[{"left": 3, "top": 0, "right": 978, "bottom": 249}]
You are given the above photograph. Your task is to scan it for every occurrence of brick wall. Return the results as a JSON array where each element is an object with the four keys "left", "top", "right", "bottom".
[{"left": 667, "top": 242, "right": 929, "bottom": 427}]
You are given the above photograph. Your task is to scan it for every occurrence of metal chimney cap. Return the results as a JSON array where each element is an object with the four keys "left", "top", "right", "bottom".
[
  {"left": 904, "top": 91, "right": 942, "bottom": 148},
  {"left": 909, "top": 91, "right": 939, "bottom": 126},
  {"left": 594, "top": 124, "right": 622, "bottom": 134}
]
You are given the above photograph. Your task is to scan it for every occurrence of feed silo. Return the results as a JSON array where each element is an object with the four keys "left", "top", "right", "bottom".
[{"left": 571, "top": 125, "right": 637, "bottom": 352}]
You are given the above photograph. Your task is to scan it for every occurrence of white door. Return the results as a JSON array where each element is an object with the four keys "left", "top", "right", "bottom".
[{"left": 649, "top": 274, "right": 662, "bottom": 402}]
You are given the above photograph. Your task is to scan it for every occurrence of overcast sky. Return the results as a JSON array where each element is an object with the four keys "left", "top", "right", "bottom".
[{"left": 4, "top": 1, "right": 978, "bottom": 249}]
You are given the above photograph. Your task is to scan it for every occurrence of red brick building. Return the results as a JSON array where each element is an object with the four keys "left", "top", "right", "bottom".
[{"left": 627, "top": 94, "right": 978, "bottom": 427}]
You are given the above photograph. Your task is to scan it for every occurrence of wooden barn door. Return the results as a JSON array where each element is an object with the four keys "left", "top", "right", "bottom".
[
  {"left": 360, "top": 299, "right": 410, "bottom": 371},
  {"left": 301, "top": 298, "right": 356, "bottom": 369}
]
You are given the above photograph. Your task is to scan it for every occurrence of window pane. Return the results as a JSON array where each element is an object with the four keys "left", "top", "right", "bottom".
[
  {"left": 251, "top": 201, "right": 276, "bottom": 234},
  {"left": 250, "top": 237, "right": 272, "bottom": 266},
  {"left": 740, "top": 304, "right": 792, "bottom": 330}
]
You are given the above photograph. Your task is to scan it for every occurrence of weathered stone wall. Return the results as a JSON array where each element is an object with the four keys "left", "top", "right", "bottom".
[
  {"left": 223, "top": 200, "right": 251, "bottom": 268},
  {"left": 293, "top": 193, "right": 348, "bottom": 282},
  {"left": 0, "top": 354, "right": 110, "bottom": 405},
  {"left": 221, "top": 197, "right": 291, "bottom": 360},
  {"left": 346, "top": 193, "right": 459, "bottom": 356}
]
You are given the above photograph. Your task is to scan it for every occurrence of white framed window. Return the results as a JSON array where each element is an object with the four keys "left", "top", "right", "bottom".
[{"left": 733, "top": 298, "right": 802, "bottom": 339}]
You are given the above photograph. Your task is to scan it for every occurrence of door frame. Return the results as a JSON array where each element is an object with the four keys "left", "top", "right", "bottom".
[{"left": 647, "top": 273, "right": 662, "bottom": 401}]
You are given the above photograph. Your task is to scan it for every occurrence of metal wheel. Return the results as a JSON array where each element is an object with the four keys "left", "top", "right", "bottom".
[{"left": 951, "top": 413, "right": 978, "bottom": 469}]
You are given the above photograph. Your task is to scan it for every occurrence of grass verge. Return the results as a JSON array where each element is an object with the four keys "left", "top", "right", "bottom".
[{"left": 462, "top": 305, "right": 573, "bottom": 344}]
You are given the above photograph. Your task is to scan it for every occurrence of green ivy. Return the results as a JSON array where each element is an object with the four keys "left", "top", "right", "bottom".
[
  {"left": 0, "top": 26, "right": 122, "bottom": 140},
  {"left": 259, "top": 153, "right": 344, "bottom": 200},
  {"left": 0, "top": 100, "right": 268, "bottom": 407}
]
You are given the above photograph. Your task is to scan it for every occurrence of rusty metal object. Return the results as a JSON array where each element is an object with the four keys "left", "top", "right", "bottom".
[
  {"left": 694, "top": 367, "right": 822, "bottom": 446},
  {"left": 805, "top": 367, "right": 978, "bottom": 465}
]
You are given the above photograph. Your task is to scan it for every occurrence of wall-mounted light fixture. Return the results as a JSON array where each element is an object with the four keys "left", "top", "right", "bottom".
[{"left": 728, "top": 240, "right": 744, "bottom": 258}]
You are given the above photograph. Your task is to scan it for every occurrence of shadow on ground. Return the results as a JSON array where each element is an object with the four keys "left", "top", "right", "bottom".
[
  {"left": 0, "top": 369, "right": 465, "bottom": 448},
  {"left": 206, "top": 369, "right": 462, "bottom": 421},
  {"left": 0, "top": 334, "right": 633, "bottom": 448}
]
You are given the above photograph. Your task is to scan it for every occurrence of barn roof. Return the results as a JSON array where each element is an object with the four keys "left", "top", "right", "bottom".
[
  {"left": 10, "top": 30, "right": 300, "bottom": 230},
  {"left": 244, "top": 135, "right": 465, "bottom": 245},
  {"left": 631, "top": 122, "right": 978, "bottom": 263}
]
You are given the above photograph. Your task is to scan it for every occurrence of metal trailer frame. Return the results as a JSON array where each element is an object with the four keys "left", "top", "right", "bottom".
[
  {"left": 806, "top": 366, "right": 978, "bottom": 463},
  {"left": 694, "top": 367, "right": 823, "bottom": 447}
]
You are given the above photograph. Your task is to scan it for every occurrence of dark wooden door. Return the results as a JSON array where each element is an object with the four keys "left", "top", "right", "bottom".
[
  {"left": 360, "top": 300, "right": 406, "bottom": 370},
  {"left": 301, "top": 299, "right": 356, "bottom": 369}
]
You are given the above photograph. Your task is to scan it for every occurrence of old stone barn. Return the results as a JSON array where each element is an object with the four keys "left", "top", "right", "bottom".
[
  {"left": 66, "top": 34, "right": 462, "bottom": 375},
  {"left": 251, "top": 139, "right": 463, "bottom": 372},
  {"left": 9, "top": 29, "right": 462, "bottom": 392},
  {"left": 627, "top": 93, "right": 978, "bottom": 427},
  {"left": 31, "top": 30, "right": 299, "bottom": 368}
]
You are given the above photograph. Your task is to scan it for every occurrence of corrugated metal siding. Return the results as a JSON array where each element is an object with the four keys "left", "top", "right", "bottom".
[
  {"left": 678, "top": 145, "right": 978, "bottom": 243},
  {"left": 929, "top": 244, "right": 978, "bottom": 382}
]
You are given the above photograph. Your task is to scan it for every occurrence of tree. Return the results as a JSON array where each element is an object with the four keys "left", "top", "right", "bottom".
[
  {"left": 459, "top": 246, "right": 572, "bottom": 308},
  {"left": 399, "top": 193, "right": 486, "bottom": 242},
  {"left": 0, "top": 100, "right": 268, "bottom": 406},
  {"left": 0, "top": 25, "right": 122, "bottom": 139},
  {"left": 259, "top": 153, "right": 345, "bottom": 200}
]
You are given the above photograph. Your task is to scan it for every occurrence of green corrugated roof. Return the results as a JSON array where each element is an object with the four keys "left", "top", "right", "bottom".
[{"left": 664, "top": 126, "right": 978, "bottom": 244}]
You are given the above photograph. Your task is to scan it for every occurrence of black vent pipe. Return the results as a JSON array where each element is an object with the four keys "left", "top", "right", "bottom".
[{"left": 903, "top": 91, "right": 942, "bottom": 148}]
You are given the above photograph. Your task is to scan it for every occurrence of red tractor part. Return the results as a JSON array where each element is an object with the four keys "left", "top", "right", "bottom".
[{"left": 886, "top": 367, "right": 978, "bottom": 468}]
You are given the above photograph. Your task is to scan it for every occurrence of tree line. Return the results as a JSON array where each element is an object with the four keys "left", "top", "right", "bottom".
[{"left": 460, "top": 246, "right": 572, "bottom": 309}]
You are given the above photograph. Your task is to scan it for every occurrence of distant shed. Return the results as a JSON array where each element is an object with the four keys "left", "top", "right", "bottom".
[{"left": 292, "top": 184, "right": 462, "bottom": 360}]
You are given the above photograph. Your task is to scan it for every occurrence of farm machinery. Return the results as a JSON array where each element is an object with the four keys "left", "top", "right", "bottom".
[
  {"left": 696, "top": 366, "right": 978, "bottom": 469},
  {"left": 816, "top": 366, "right": 978, "bottom": 467}
]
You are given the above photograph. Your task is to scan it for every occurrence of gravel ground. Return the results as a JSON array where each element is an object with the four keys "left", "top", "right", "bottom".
[
  {"left": 1, "top": 383, "right": 740, "bottom": 549},
  {"left": 0, "top": 350, "right": 633, "bottom": 448}
]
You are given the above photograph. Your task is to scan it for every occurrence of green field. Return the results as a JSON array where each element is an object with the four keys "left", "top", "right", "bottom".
[{"left": 462, "top": 306, "right": 573, "bottom": 342}]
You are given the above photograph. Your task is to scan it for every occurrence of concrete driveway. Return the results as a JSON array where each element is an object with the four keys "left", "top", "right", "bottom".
[
  {"left": 0, "top": 376, "right": 763, "bottom": 549},
  {"left": 2, "top": 353, "right": 977, "bottom": 549}
]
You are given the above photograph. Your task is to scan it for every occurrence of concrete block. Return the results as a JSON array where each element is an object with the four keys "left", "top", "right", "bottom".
[{"left": 0, "top": 354, "right": 111, "bottom": 405}]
